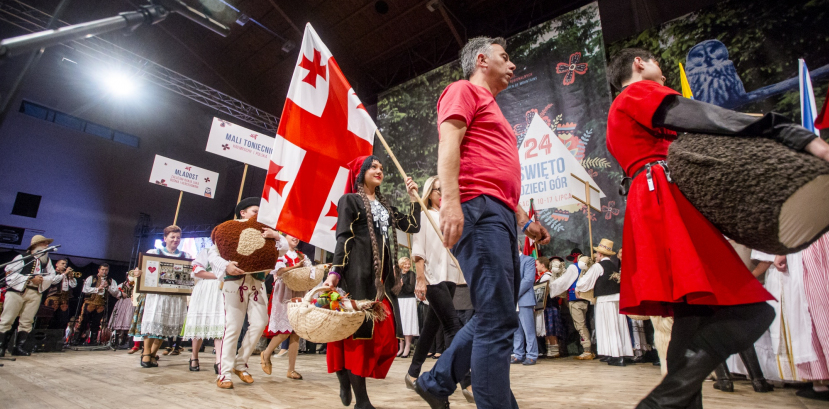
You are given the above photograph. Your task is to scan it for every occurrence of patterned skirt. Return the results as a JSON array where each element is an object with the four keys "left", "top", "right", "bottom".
[
  {"left": 127, "top": 294, "right": 145, "bottom": 338},
  {"left": 544, "top": 304, "right": 567, "bottom": 339},
  {"left": 109, "top": 298, "right": 135, "bottom": 331}
]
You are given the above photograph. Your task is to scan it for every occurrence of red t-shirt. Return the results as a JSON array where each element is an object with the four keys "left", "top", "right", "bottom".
[
  {"left": 437, "top": 80, "right": 520, "bottom": 210},
  {"left": 606, "top": 80, "right": 680, "bottom": 175}
]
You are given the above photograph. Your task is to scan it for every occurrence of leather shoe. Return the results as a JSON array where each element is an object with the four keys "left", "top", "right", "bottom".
[
  {"left": 260, "top": 351, "right": 272, "bottom": 375},
  {"left": 600, "top": 356, "right": 610, "bottom": 362},
  {"left": 607, "top": 357, "right": 627, "bottom": 367},
  {"left": 462, "top": 386, "right": 475, "bottom": 404},
  {"left": 414, "top": 379, "right": 450, "bottom": 409},
  {"left": 404, "top": 373, "right": 416, "bottom": 390},
  {"left": 510, "top": 356, "right": 523, "bottom": 364},
  {"left": 233, "top": 369, "right": 254, "bottom": 383},
  {"left": 216, "top": 378, "right": 233, "bottom": 389},
  {"left": 522, "top": 358, "right": 537, "bottom": 365}
]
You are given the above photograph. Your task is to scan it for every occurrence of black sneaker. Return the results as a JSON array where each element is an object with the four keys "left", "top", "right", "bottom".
[{"left": 414, "top": 380, "right": 450, "bottom": 409}]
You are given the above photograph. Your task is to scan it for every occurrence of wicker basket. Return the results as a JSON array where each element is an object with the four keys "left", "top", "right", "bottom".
[
  {"left": 287, "top": 287, "right": 368, "bottom": 343},
  {"left": 281, "top": 265, "right": 326, "bottom": 292}
]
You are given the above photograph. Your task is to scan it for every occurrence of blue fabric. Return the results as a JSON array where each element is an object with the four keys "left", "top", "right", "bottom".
[
  {"left": 417, "top": 196, "right": 520, "bottom": 409},
  {"left": 513, "top": 306, "right": 537, "bottom": 360},
  {"left": 517, "top": 254, "right": 537, "bottom": 307},
  {"left": 567, "top": 263, "right": 582, "bottom": 301},
  {"left": 544, "top": 304, "right": 567, "bottom": 338}
]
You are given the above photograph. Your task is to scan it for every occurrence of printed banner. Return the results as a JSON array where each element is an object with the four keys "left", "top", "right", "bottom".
[
  {"left": 149, "top": 155, "right": 219, "bottom": 199},
  {"left": 519, "top": 114, "right": 604, "bottom": 211},
  {"left": 206, "top": 117, "right": 276, "bottom": 170},
  {"left": 377, "top": 2, "right": 623, "bottom": 257}
]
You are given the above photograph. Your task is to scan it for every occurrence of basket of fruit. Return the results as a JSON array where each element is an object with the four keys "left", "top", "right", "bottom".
[{"left": 287, "top": 287, "right": 385, "bottom": 343}]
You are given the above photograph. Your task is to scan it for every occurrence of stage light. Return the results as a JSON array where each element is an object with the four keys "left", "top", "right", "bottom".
[{"left": 102, "top": 71, "right": 138, "bottom": 97}]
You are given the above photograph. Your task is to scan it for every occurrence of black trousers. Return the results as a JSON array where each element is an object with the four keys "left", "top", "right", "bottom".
[
  {"left": 408, "top": 282, "right": 471, "bottom": 388},
  {"left": 669, "top": 302, "right": 774, "bottom": 365}
]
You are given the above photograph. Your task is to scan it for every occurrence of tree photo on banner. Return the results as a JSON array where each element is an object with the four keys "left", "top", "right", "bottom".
[{"left": 376, "top": 2, "right": 622, "bottom": 257}]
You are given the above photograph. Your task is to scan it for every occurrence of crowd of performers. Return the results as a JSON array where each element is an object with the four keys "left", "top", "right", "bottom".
[{"left": 1, "top": 35, "right": 829, "bottom": 409}]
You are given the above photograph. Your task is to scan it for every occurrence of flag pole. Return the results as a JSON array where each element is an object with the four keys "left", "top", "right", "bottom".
[
  {"left": 374, "top": 129, "right": 463, "bottom": 273},
  {"left": 173, "top": 191, "right": 183, "bottom": 226},
  {"left": 237, "top": 163, "right": 249, "bottom": 205}
]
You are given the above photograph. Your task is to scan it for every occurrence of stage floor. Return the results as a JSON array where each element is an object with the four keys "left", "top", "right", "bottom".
[{"left": 0, "top": 349, "right": 827, "bottom": 408}]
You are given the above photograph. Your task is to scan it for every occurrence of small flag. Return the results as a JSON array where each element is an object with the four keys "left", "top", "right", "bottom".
[
  {"left": 799, "top": 59, "right": 820, "bottom": 136},
  {"left": 679, "top": 63, "right": 694, "bottom": 99},
  {"left": 522, "top": 199, "right": 538, "bottom": 259}
]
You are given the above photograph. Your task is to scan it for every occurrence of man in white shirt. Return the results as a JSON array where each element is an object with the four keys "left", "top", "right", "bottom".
[
  {"left": 73, "top": 264, "right": 119, "bottom": 346},
  {"left": 546, "top": 248, "right": 594, "bottom": 360},
  {"left": 0, "top": 235, "right": 58, "bottom": 356},
  {"left": 577, "top": 239, "right": 632, "bottom": 366},
  {"left": 45, "top": 259, "right": 78, "bottom": 308}
]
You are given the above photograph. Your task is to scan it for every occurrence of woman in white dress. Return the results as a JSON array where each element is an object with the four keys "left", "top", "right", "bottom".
[
  {"left": 131, "top": 225, "right": 193, "bottom": 368},
  {"left": 182, "top": 248, "right": 224, "bottom": 373},
  {"left": 396, "top": 257, "right": 419, "bottom": 357}
]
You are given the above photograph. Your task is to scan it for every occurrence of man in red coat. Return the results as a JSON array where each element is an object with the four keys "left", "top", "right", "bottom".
[{"left": 606, "top": 48, "right": 829, "bottom": 408}]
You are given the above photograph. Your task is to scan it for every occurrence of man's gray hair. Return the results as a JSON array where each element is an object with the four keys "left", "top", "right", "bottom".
[{"left": 459, "top": 36, "right": 507, "bottom": 78}]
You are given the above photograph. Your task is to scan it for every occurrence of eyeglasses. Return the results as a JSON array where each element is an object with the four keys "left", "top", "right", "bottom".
[{"left": 432, "top": 188, "right": 441, "bottom": 193}]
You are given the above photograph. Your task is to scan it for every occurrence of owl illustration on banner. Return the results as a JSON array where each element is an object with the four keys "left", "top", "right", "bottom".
[{"left": 685, "top": 40, "right": 747, "bottom": 108}]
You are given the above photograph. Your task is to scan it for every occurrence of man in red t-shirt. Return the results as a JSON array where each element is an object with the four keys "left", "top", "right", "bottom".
[{"left": 414, "top": 36, "right": 550, "bottom": 409}]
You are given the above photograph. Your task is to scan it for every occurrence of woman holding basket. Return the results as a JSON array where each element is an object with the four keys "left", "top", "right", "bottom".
[{"left": 322, "top": 155, "right": 421, "bottom": 409}]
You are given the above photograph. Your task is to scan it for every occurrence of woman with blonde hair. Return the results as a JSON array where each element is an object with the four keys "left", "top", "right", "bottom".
[
  {"left": 396, "top": 256, "right": 418, "bottom": 357},
  {"left": 405, "top": 175, "right": 473, "bottom": 402}
]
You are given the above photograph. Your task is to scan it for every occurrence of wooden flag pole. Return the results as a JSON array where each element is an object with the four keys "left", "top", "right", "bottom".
[
  {"left": 237, "top": 163, "right": 249, "bottom": 205},
  {"left": 571, "top": 173, "right": 601, "bottom": 259},
  {"left": 173, "top": 191, "right": 183, "bottom": 226},
  {"left": 374, "top": 129, "right": 463, "bottom": 272}
]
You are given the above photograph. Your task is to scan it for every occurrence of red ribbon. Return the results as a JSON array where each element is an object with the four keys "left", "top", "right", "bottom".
[{"left": 239, "top": 285, "right": 248, "bottom": 302}]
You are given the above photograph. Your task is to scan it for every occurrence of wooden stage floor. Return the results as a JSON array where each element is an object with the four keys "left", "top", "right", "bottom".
[{"left": 1, "top": 349, "right": 827, "bottom": 408}]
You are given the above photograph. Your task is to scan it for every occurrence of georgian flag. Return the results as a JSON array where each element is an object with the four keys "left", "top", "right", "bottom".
[{"left": 258, "top": 23, "right": 376, "bottom": 251}]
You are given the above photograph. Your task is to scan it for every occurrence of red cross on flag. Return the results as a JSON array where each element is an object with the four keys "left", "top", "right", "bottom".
[{"left": 258, "top": 23, "right": 376, "bottom": 252}]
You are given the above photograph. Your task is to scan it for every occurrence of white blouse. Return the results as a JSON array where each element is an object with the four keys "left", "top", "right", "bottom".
[{"left": 411, "top": 209, "right": 464, "bottom": 285}]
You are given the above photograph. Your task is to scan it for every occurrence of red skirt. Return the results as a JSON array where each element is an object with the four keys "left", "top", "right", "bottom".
[
  {"left": 620, "top": 165, "right": 773, "bottom": 317},
  {"left": 327, "top": 298, "right": 397, "bottom": 379}
]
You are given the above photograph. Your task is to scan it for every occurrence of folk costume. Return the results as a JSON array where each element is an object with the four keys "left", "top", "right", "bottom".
[
  {"left": 182, "top": 248, "right": 225, "bottom": 341},
  {"left": 0, "top": 236, "right": 58, "bottom": 355},
  {"left": 210, "top": 201, "right": 289, "bottom": 388},
  {"left": 577, "top": 240, "right": 632, "bottom": 365},
  {"left": 546, "top": 249, "right": 592, "bottom": 359},
  {"left": 328, "top": 156, "right": 420, "bottom": 407},
  {"left": 607, "top": 79, "right": 818, "bottom": 408},
  {"left": 264, "top": 249, "right": 310, "bottom": 337},
  {"left": 75, "top": 274, "right": 119, "bottom": 345},
  {"left": 140, "top": 247, "right": 192, "bottom": 339},
  {"left": 45, "top": 271, "right": 77, "bottom": 307},
  {"left": 536, "top": 258, "right": 568, "bottom": 358},
  {"left": 793, "top": 233, "right": 829, "bottom": 400}
]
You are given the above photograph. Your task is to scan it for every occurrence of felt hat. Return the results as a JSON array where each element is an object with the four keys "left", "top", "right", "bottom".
[
  {"left": 235, "top": 197, "right": 260, "bottom": 219},
  {"left": 565, "top": 248, "right": 583, "bottom": 262},
  {"left": 593, "top": 238, "right": 617, "bottom": 256},
  {"left": 550, "top": 256, "right": 565, "bottom": 263},
  {"left": 28, "top": 235, "right": 54, "bottom": 251}
]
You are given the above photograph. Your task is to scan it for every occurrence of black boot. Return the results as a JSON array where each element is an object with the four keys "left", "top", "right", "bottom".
[
  {"left": 0, "top": 330, "right": 7, "bottom": 357},
  {"left": 739, "top": 347, "right": 773, "bottom": 392},
  {"left": 636, "top": 348, "right": 722, "bottom": 409},
  {"left": 607, "top": 356, "right": 626, "bottom": 367},
  {"left": 12, "top": 331, "right": 31, "bottom": 356},
  {"left": 713, "top": 364, "right": 734, "bottom": 392},
  {"left": 336, "top": 370, "right": 352, "bottom": 407},
  {"left": 348, "top": 371, "right": 375, "bottom": 409},
  {"left": 89, "top": 331, "right": 99, "bottom": 346}
]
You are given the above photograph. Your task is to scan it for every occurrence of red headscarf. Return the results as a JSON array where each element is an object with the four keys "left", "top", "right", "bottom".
[{"left": 345, "top": 156, "right": 370, "bottom": 194}]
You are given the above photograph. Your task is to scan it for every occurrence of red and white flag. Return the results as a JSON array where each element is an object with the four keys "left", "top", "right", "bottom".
[{"left": 258, "top": 23, "right": 376, "bottom": 251}]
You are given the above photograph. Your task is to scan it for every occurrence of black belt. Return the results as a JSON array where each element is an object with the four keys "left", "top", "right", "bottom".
[{"left": 618, "top": 160, "right": 672, "bottom": 196}]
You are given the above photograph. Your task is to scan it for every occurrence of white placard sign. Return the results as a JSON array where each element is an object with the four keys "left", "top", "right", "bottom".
[
  {"left": 206, "top": 117, "right": 276, "bottom": 170},
  {"left": 149, "top": 155, "right": 219, "bottom": 199},
  {"left": 518, "top": 114, "right": 605, "bottom": 211}
]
